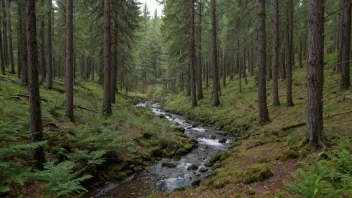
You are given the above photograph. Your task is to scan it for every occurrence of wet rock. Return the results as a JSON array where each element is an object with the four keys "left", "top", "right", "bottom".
[
  {"left": 210, "top": 135, "right": 216, "bottom": 139},
  {"left": 174, "top": 122, "right": 180, "bottom": 126},
  {"left": 173, "top": 155, "right": 181, "bottom": 161},
  {"left": 191, "top": 180, "right": 202, "bottom": 187},
  {"left": 199, "top": 167, "right": 208, "bottom": 172},
  {"left": 173, "top": 127, "right": 185, "bottom": 133},
  {"left": 187, "top": 164, "right": 199, "bottom": 171},
  {"left": 173, "top": 187, "right": 186, "bottom": 192},
  {"left": 219, "top": 138, "right": 227, "bottom": 143},
  {"left": 161, "top": 162, "right": 177, "bottom": 168},
  {"left": 151, "top": 148, "right": 163, "bottom": 157},
  {"left": 159, "top": 114, "right": 166, "bottom": 119},
  {"left": 177, "top": 148, "right": 188, "bottom": 155}
]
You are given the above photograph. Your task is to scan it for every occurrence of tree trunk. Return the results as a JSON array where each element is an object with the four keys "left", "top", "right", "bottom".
[
  {"left": 286, "top": 0, "right": 294, "bottom": 107},
  {"left": 223, "top": 48, "right": 226, "bottom": 87},
  {"left": 65, "top": 0, "right": 74, "bottom": 121},
  {"left": 272, "top": 0, "right": 280, "bottom": 106},
  {"left": 243, "top": 47, "right": 248, "bottom": 85},
  {"left": 40, "top": 0, "right": 45, "bottom": 83},
  {"left": 111, "top": 28, "right": 117, "bottom": 103},
  {"left": 250, "top": 47, "right": 254, "bottom": 76},
  {"left": 2, "top": 0, "right": 8, "bottom": 68},
  {"left": 279, "top": 47, "right": 286, "bottom": 79},
  {"left": 103, "top": 0, "right": 112, "bottom": 114},
  {"left": 0, "top": 15, "right": 4, "bottom": 75},
  {"left": 197, "top": 1, "right": 204, "bottom": 100},
  {"left": 211, "top": 0, "right": 220, "bottom": 106},
  {"left": 306, "top": 0, "right": 325, "bottom": 149},
  {"left": 239, "top": 51, "right": 242, "bottom": 93},
  {"left": 336, "top": 0, "right": 344, "bottom": 73},
  {"left": 257, "top": 0, "right": 270, "bottom": 124},
  {"left": 20, "top": 5, "right": 28, "bottom": 84},
  {"left": 17, "top": 5, "right": 21, "bottom": 78},
  {"left": 47, "top": 0, "right": 53, "bottom": 89},
  {"left": 340, "top": 0, "right": 351, "bottom": 90},
  {"left": 190, "top": 0, "right": 197, "bottom": 107},
  {"left": 5, "top": 0, "right": 14, "bottom": 74},
  {"left": 299, "top": 35, "right": 303, "bottom": 68},
  {"left": 26, "top": 0, "right": 45, "bottom": 169}
]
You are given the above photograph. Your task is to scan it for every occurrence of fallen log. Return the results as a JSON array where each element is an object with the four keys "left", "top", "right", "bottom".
[
  {"left": 281, "top": 110, "right": 352, "bottom": 131},
  {"left": 281, "top": 122, "right": 306, "bottom": 131},
  {"left": 8, "top": 94, "right": 49, "bottom": 102},
  {"left": 73, "top": 105, "right": 98, "bottom": 113}
]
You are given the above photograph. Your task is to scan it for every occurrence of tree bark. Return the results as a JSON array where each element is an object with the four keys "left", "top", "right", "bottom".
[
  {"left": 336, "top": 0, "right": 344, "bottom": 73},
  {"left": 20, "top": 5, "right": 28, "bottom": 85},
  {"left": 197, "top": 1, "right": 204, "bottom": 100},
  {"left": 306, "top": 0, "right": 325, "bottom": 149},
  {"left": 211, "top": 0, "right": 220, "bottom": 106},
  {"left": 190, "top": 0, "right": 197, "bottom": 107},
  {"left": 47, "top": 0, "right": 53, "bottom": 89},
  {"left": 0, "top": 14, "right": 4, "bottom": 75},
  {"left": 5, "top": 0, "right": 14, "bottom": 74},
  {"left": 340, "top": 0, "right": 351, "bottom": 90},
  {"left": 2, "top": 0, "right": 8, "bottom": 68},
  {"left": 243, "top": 47, "right": 248, "bottom": 85},
  {"left": 17, "top": 5, "right": 21, "bottom": 78},
  {"left": 257, "top": 0, "right": 270, "bottom": 124},
  {"left": 286, "top": 0, "right": 294, "bottom": 107},
  {"left": 103, "top": 0, "right": 112, "bottom": 114},
  {"left": 272, "top": 0, "right": 280, "bottom": 106},
  {"left": 65, "top": 0, "right": 74, "bottom": 121},
  {"left": 26, "top": 0, "right": 45, "bottom": 169},
  {"left": 40, "top": 0, "right": 45, "bottom": 83},
  {"left": 111, "top": 27, "right": 117, "bottom": 104}
]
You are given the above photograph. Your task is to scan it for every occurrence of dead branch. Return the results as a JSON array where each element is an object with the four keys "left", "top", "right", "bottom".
[
  {"left": 324, "top": 110, "right": 352, "bottom": 119},
  {"left": 8, "top": 94, "right": 49, "bottom": 102},
  {"left": 73, "top": 105, "right": 98, "bottom": 113}
]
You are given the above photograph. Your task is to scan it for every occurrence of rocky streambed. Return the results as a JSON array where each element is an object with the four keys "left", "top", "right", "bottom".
[{"left": 89, "top": 101, "right": 233, "bottom": 197}]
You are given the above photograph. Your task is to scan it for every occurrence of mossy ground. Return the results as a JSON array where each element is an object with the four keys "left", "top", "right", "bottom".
[
  {"left": 0, "top": 74, "right": 195, "bottom": 197},
  {"left": 149, "top": 52, "right": 352, "bottom": 197}
]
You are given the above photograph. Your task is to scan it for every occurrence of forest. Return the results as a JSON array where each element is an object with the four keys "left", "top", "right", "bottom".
[{"left": 0, "top": 0, "right": 352, "bottom": 197}]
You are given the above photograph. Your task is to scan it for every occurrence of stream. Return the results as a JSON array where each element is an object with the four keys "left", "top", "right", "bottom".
[{"left": 89, "top": 101, "right": 233, "bottom": 197}]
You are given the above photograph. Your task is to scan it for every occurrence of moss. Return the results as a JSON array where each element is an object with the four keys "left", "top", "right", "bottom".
[
  {"left": 220, "top": 151, "right": 231, "bottom": 161},
  {"left": 173, "top": 187, "right": 187, "bottom": 191},
  {"left": 187, "top": 164, "right": 199, "bottom": 171},
  {"left": 162, "top": 162, "right": 177, "bottom": 168},
  {"left": 133, "top": 166, "right": 144, "bottom": 172},
  {"left": 176, "top": 148, "right": 188, "bottom": 155},
  {"left": 210, "top": 154, "right": 222, "bottom": 164},
  {"left": 210, "top": 135, "right": 216, "bottom": 139},
  {"left": 241, "top": 164, "right": 273, "bottom": 184},
  {"left": 277, "top": 149, "right": 299, "bottom": 161},
  {"left": 191, "top": 180, "right": 202, "bottom": 187},
  {"left": 247, "top": 188, "right": 256, "bottom": 195},
  {"left": 233, "top": 193, "right": 242, "bottom": 198},
  {"left": 229, "top": 141, "right": 241, "bottom": 149}
]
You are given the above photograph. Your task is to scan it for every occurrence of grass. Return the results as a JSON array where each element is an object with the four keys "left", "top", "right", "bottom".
[{"left": 0, "top": 73, "right": 196, "bottom": 197}]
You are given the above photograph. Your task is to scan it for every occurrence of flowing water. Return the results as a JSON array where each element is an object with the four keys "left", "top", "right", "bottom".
[{"left": 89, "top": 101, "right": 233, "bottom": 197}]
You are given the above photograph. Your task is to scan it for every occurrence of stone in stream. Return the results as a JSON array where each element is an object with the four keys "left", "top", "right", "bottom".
[
  {"left": 187, "top": 164, "right": 199, "bottom": 171},
  {"left": 199, "top": 167, "right": 208, "bottom": 172},
  {"left": 219, "top": 138, "right": 227, "bottom": 143},
  {"left": 173, "top": 126, "right": 185, "bottom": 133},
  {"left": 210, "top": 135, "right": 216, "bottom": 139},
  {"left": 161, "top": 162, "right": 177, "bottom": 168}
]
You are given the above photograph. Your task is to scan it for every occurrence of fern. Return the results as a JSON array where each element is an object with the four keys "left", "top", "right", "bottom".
[
  {"left": 67, "top": 149, "right": 105, "bottom": 165},
  {"left": 35, "top": 161, "right": 92, "bottom": 197}
]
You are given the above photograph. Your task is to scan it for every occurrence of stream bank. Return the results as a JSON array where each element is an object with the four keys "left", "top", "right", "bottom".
[{"left": 88, "top": 101, "right": 234, "bottom": 197}]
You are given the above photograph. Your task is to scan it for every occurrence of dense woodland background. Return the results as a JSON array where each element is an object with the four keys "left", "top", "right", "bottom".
[{"left": 0, "top": 0, "right": 352, "bottom": 197}]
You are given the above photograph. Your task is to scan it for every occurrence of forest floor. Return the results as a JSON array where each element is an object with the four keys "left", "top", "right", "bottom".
[
  {"left": 0, "top": 74, "right": 197, "bottom": 197},
  {"left": 145, "top": 53, "right": 352, "bottom": 197}
]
